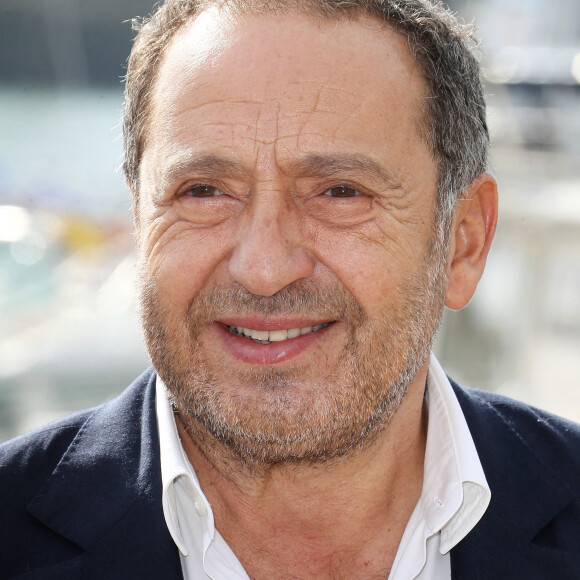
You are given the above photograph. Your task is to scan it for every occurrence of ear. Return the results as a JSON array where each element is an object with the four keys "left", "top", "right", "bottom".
[{"left": 445, "top": 173, "right": 498, "bottom": 310}]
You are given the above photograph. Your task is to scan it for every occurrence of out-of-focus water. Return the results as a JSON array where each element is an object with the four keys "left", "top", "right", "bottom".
[
  {"left": 0, "top": 87, "right": 148, "bottom": 441},
  {"left": 0, "top": 87, "right": 129, "bottom": 219}
]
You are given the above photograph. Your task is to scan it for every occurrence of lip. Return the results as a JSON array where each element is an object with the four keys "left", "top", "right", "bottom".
[{"left": 214, "top": 319, "right": 335, "bottom": 365}]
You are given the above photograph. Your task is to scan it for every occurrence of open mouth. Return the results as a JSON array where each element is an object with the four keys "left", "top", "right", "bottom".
[{"left": 225, "top": 322, "right": 334, "bottom": 344}]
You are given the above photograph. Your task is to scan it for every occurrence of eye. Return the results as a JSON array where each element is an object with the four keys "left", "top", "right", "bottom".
[
  {"left": 185, "top": 185, "right": 224, "bottom": 198},
  {"left": 323, "top": 186, "right": 360, "bottom": 198}
]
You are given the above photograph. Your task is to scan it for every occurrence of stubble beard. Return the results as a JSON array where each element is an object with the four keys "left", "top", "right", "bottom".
[{"left": 138, "top": 237, "right": 447, "bottom": 467}]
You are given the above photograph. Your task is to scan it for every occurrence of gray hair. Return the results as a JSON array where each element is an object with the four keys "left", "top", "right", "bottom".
[{"left": 123, "top": 0, "right": 488, "bottom": 233}]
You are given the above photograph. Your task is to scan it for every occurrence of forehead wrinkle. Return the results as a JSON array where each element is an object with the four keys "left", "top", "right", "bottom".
[
  {"left": 162, "top": 97, "right": 265, "bottom": 131},
  {"left": 248, "top": 97, "right": 283, "bottom": 148}
]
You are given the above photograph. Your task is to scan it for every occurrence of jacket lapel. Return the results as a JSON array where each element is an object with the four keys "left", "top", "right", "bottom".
[
  {"left": 24, "top": 369, "right": 182, "bottom": 579},
  {"left": 451, "top": 382, "right": 580, "bottom": 579}
]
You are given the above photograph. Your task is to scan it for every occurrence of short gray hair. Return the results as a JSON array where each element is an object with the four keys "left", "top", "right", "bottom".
[{"left": 123, "top": 0, "right": 488, "bottom": 231}]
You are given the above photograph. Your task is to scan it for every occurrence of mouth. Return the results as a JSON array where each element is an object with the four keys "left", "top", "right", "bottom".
[
  {"left": 224, "top": 322, "right": 333, "bottom": 344},
  {"left": 215, "top": 318, "right": 338, "bottom": 365}
]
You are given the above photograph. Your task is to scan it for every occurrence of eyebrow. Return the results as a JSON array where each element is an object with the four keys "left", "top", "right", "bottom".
[
  {"left": 159, "top": 153, "right": 251, "bottom": 192},
  {"left": 286, "top": 154, "right": 404, "bottom": 190},
  {"left": 158, "top": 152, "right": 403, "bottom": 191}
]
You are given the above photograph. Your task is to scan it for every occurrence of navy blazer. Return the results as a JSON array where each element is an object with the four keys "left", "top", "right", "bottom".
[{"left": 1, "top": 368, "right": 579, "bottom": 579}]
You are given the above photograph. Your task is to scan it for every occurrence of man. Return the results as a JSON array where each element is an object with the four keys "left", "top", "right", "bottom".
[{"left": 1, "top": 0, "right": 579, "bottom": 578}]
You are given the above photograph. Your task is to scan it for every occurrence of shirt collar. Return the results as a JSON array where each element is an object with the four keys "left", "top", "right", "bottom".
[
  {"left": 425, "top": 354, "right": 491, "bottom": 553},
  {"left": 155, "top": 376, "right": 215, "bottom": 557},
  {"left": 389, "top": 353, "right": 491, "bottom": 579}
]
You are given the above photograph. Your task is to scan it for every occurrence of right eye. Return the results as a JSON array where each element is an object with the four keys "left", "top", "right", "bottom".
[
  {"left": 184, "top": 185, "right": 224, "bottom": 198},
  {"left": 323, "top": 185, "right": 360, "bottom": 198}
]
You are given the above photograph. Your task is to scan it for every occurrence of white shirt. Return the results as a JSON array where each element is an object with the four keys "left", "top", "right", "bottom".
[{"left": 156, "top": 353, "right": 490, "bottom": 579}]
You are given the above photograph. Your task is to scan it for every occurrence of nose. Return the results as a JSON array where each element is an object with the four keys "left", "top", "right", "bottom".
[{"left": 228, "top": 191, "right": 315, "bottom": 297}]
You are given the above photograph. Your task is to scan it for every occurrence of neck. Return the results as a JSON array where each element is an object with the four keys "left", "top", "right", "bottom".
[{"left": 176, "top": 364, "right": 428, "bottom": 579}]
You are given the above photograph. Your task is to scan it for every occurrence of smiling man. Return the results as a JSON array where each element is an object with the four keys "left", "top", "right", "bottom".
[{"left": 2, "top": 1, "right": 580, "bottom": 579}]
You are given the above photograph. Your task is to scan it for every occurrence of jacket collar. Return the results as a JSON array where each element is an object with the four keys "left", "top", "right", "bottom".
[
  {"left": 451, "top": 381, "right": 580, "bottom": 577},
  {"left": 26, "top": 369, "right": 182, "bottom": 577}
]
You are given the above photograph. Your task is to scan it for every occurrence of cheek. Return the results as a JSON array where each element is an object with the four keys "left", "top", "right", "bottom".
[
  {"left": 143, "top": 222, "right": 233, "bottom": 309},
  {"left": 310, "top": 233, "right": 396, "bottom": 316},
  {"left": 311, "top": 213, "right": 432, "bottom": 312}
]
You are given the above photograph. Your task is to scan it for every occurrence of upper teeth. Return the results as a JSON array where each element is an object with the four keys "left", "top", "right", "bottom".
[{"left": 226, "top": 322, "right": 331, "bottom": 343}]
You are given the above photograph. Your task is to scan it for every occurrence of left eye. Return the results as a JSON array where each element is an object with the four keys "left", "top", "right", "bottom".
[
  {"left": 323, "top": 186, "right": 359, "bottom": 198},
  {"left": 185, "top": 185, "right": 224, "bottom": 198}
]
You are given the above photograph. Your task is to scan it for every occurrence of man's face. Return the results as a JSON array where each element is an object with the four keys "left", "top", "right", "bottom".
[{"left": 136, "top": 10, "right": 447, "bottom": 463}]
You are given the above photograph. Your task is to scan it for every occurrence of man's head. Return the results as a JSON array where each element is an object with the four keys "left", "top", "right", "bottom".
[{"left": 125, "top": 1, "right": 497, "bottom": 465}]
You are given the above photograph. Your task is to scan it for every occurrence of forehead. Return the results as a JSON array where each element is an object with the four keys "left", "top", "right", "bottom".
[{"left": 144, "top": 8, "right": 430, "bottom": 178}]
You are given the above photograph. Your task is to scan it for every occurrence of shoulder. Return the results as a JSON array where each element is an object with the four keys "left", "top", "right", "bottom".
[
  {"left": 0, "top": 368, "right": 156, "bottom": 503},
  {"left": 0, "top": 368, "right": 182, "bottom": 578},
  {"left": 451, "top": 379, "right": 580, "bottom": 441},
  {"left": 0, "top": 408, "right": 94, "bottom": 496},
  {"left": 451, "top": 379, "right": 580, "bottom": 480},
  {"left": 448, "top": 381, "right": 580, "bottom": 573}
]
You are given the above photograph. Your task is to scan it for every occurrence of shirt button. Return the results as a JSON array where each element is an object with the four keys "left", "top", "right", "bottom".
[
  {"left": 193, "top": 496, "right": 207, "bottom": 516},
  {"left": 433, "top": 496, "right": 444, "bottom": 508}
]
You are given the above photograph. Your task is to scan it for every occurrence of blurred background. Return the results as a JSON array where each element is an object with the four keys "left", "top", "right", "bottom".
[{"left": 1, "top": 0, "right": 579, "bottom": 442}]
